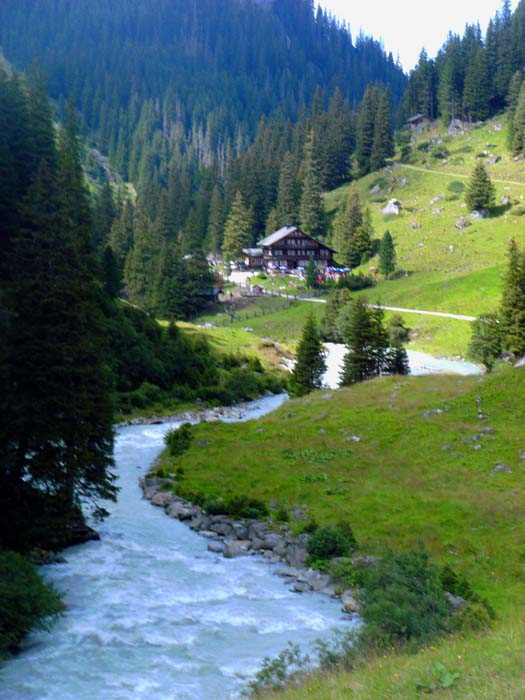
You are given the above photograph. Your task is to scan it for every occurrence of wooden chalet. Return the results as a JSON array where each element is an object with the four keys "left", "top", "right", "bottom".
[
  {"left": 407, "top": 113, "right": 431, "bottom": 132},
  {"left": 255, "top": 225, "right": 334, "bottom": 271}
]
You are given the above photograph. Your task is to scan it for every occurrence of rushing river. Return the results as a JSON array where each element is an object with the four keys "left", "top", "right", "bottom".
[{"left": 0, "top": 395, "right": 349, "bottom": 700}]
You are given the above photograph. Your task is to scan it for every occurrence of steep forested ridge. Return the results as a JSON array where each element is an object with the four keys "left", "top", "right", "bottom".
[
  {"left": 0, "top": 0, "right": 406, "bottom": 182},
  {"left": 398, "top": 0, "right": 525, "bottom": 124}
]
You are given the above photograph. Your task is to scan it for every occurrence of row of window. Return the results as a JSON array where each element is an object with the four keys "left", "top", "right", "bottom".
[{"left": 268, "top": 249, "right": 331, "bottom": 258}]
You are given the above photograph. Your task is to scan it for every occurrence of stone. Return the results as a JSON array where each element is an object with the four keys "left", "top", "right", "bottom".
[
  {"left": 487, "top": 155, "right": 501, "bottom": 165},
  {"left": 341, "top": 590, "right": 360, "bottom": 613},
  {"left": 445, "top": 592, "right": 468, "bottom": 609},
  {"left": 429, "top": 194, "right": 445, "bottom": 206},
  {"left": 322, "top": 393, "right": 334, "bottom": 400},
  {"left": 207, "top": 541, "right": 225, "bottom": 554},
  {"left": 369, "top": 184, "right": 381, "bottom": 194},
  {"left": 470, "top": 209, "right": 489, "bottom": 221},
  {"left": 491, "top": 463, "right": 512, "bottom": 475},
  {"left": 400, "top": 178, "right": 409, "bottom": 186},
  {"left": 166, "top": 501, "right": 198, "bottom": 520},
  {"left": 318, "top": 428, "right": 327, "bottom": 435},
  {"left": 455, "top": 216, "right": 471, "bottom": 230},
  {"left": 209, "top": 521, "right": 233, "bottom": 537},
  {"left": 223, "top": 539, "right": 252, "bottom": 558},
  {"left": 380, "top": 198, "right": 401, "bottom": 215},
  {"left": 150, "top": 491, "right": 174, "bottom": 508},
  {"left": 408, "top": 221, "right": 421, "bottom": 229},
  {"left": 432, "top": 207, "right": 444, "bottom": 215},
  {"left": 285, "top": 542, "right": 308, "bottom": 568},
  {"left": 292, "top": 581, "right": 311, "bottom": 593}
]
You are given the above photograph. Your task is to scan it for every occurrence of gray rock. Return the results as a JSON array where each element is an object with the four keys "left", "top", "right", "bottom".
[
  {"left": 380, "top": 199, "right": 402, "bottom": 215},
  {"left": 223, "top": 539, "right": 252, "bottom": 558},
  {"left": 400, "top": 178, "right": 409, "bottom": 186},
  {"left": 455, "top": 216, "right": 471, "bottom": 230},
  {"left": 207, "top": 541, "right": 225, "bottom": 554},
  {"left": 429, "top": 194, "right": 445, "bottom": 206},
  {"left": 470, "top": 209, "right": 489, "bottom": 220},
  {"left": 369, "top": 184, "right": 381, "bottom": 195},
  {"left": 341, "top": 590, "right": 360, "bottom": 613},
  {"left": 445, "top": 592, "right": 468, "bottom": 609},
  {"left": 285, "top": 542, "right": 308, "bottom": 568},
  {"left": 322, "top": 393, "right": 334, "bottom": 400},
  {"left": 209, "top": 521, "right": 233, "bottom": 537},
  {"left": 408, "top": 221, "right": 421, "bottom": 229},
  {"left": 150, "top": 491, "right": 174, "bottom": 508},
  {"left": 231, "top": 522, "right": 250, "bottom": 540},
  {"left": 292, "top": 581, "right": 312, "bottom": 593},
  {"left": 432, "top": 207, "right": 444, "bottom": 215},
  {"left": 491, "top": 463, "right": 512, "bottom": 475},
  {"left": 318, "top": 428, "right": 327, "bottom": 435},
  {"left": 166, "top": 501, "right": 198, "bottom": 520}
]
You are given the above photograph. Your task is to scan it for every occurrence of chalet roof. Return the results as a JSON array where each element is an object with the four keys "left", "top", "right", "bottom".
[
  {"left": 242, "top": 247, "right": 263, "bottom": 256},
  {"left": 258, "top": 225, "right": 298, "bottom": 247}
]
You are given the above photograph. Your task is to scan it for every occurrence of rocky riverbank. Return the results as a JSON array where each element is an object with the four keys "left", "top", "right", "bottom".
[
  {"left": 140, "top": 476, "right": 360, "bottom": 616},
  {"left": 116, "top": 403, "right": 260, "bottom": 428}
]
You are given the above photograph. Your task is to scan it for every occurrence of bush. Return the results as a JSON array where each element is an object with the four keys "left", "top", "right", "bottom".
[
  {"left": 306, "top": 526, "right": 351, "bottom": 561},
  {"left": 329, "top": 558, "right": 361, "bottom": 589},
  {"left": 0, "top": 551, "right": 65, "bottom": 655},
  {"left": 164, "top": 423, "right": 193, "bottom": 456},
  {"left": 204, "top": 494, "right": 269, "bottom": 519},
  {"left": 359, "top": 550, "right": 452, "bottom": 648}
]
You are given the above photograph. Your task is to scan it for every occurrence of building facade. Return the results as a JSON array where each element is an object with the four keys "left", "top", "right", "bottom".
[{"left": 243, "top": 225, "right": 334, "bottom": 271}]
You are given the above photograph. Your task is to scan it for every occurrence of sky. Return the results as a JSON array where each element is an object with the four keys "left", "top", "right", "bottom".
[{"left": 317, "top": 0, "right": 518, "bottom": 71}]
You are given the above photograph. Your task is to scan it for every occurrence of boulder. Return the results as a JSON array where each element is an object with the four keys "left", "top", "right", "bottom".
[
  {"left": 455, "top": 216, "right": 471, "bottom": 230},
  {"left": 445, "top": 592, "right": 468, "bottom": 609},
  {"left": 207, "top": 540, "right": 225, "bottom": 554},
  {"left": 223, "top": 539, "right": 252, "bottom": 558},
  {"left": 341, "top": 590, "right": 360, "bottom": 614},
  {"left": 470, "top": 209, "right": 489, "bottom": 220},
  {"left": 429, "top": 194, "right": 445, "bottom": 206},
  {"left": 285, "top": 540, "right": 308, "bottom": 568},
  {"left": 150, "top": 491, "right": 174, "bottom": 508},
  {"left": 369, "top": 184, "right": 381, "bottom": 195},
  {"left": 166, "top": 500, "right": 199, "bottom": 520},
  {"left": 380, "top": 199, "right": 401, "bottom": 215},
  {"left": 408, "top": 221, "right": 421, "bottom": 230}
]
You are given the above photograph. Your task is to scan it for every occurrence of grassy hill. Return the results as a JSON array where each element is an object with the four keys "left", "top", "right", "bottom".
[
  {"left": 156, "top": 365, "right": 525, "bottom": 699},
  {"left": 326, "top": 116, "right": 525, "bottom": 314}
]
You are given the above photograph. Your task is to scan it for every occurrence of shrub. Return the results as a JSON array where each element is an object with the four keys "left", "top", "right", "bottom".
[
  {"left": 335, "top": 520, "right": 358, "bottom": 550},
  {"left": 329, "top": 558, "right": 361, "bottom": 589},
  {"left": 0, "top": 551, "right": 65, "bottom": 655},
  {"left": 359, "top": 550, "right": 451, "bottom": 648},
  {"left": 204, "top": 494, "right": 269, "bottom": 519},
  {"left": 430, "top": 145, "right": 450, "bottom": 159},
  {"left": 306, "top": 526, "right": 351, "bottom": 561},
  {"left": 164, "top": 423, "right": 193, "bottom": 456}
]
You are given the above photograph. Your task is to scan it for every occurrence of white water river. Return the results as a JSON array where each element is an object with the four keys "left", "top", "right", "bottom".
[
  {"left": 0, "top": 395, "right": 349, "bottom": 700},
  {"left": 323, "top": 343, "right": 483, "bottom": 388}
]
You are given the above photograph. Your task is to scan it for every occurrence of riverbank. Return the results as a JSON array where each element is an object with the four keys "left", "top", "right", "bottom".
[
  {"left": 152, "top": 365, "right": 525, "bottom": 700},
  {"left": 140, "top": 476, "right": 359, "bottom": 613},
  {"left": 1, "top": 395, "right": 347, "bottom": 700}
]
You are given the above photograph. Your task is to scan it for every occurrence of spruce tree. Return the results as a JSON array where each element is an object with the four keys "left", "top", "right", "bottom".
[
  {"left": 109, "top": 200, "right": 134, "bottom": 271},
  {"left": 468, "top": 312, "right": 502, "bottom": 371},
  {"left": 356, "top": 85, "right": 379, "bottom": 175},
  {"left": 299, "top": 130, "right": 325, "bottom": 238},
  {"left": 465, "top": 162, "right": 496, "bottom": 212},
  {"left": 333, "top": 184, "right": 372, "bottom": 268},
  {"left": 507, "top": 71, "right": 524, "bottom": 151},
  {"left": 500, "top": 239, "right": 525, "bottom": 356},
  {"left": 370, "top": 88, "right": 394, "bottom": 172},
  {"left": 221, "top": 191, "right": 252, "bottom": 262},
  {"left": 93, "top": 182, "right": 117, "bottom": 248},
  {"left": 378, "top": 230, "right": 396, "bottom": 278},
  {"left": 511, "top": 81, "right": 525, "bottom": 156},
  {"left": 206, "top": 183, "right": 225, "bottom": 255},
  {"left": 340, "top": 300, "right": 390, "bottom": 385},
  {"left": 276, "top": 151, "right": 301, "bottom": 226},
  {"left": 305, "top": 256, "right": 317, "bottom": 288},
  {"left": 290, "top": 313, "right": 326, "bottom": 396}
]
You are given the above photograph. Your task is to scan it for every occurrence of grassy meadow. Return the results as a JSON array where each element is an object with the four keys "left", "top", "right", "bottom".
[{"left": 156, "top": 365, "right": 525, "bottom": 699}]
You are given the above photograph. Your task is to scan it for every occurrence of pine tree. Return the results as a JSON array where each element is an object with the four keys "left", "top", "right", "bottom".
[
  {"left": 370, "top": 88, "right": 394, "bottom": 171},
  {"left": 299, "top": 130, "right": 325, "bottom": 238},
  {"left": 109, "top": 200, "right": 134, "bottom": 271},
  {"left": 93, "top": 182, "right": 117, "bottom": 248},
  {"left": 221, "top": 191, "right": 253, "bottom": 262},
  {"left": 276, "top": 152, "right": 301, "bottom": 225},
  {"left": 500, "top": 239, "right": 525, "bottom": 356},
  {"left": 124, "top": 203, "right": 159, "bottom": 311},
  {"left": 468, "top": 312, "right": 502, "bottom": 371},
  {"left": 305, "top": 256, "right": 317, "bottom": 288},
  {"left": 333, "top": 184, "right": 372, "bottom": 268},
  {"left": 506, "top": 71, "right": 523, "bottom": 150},
  {"left": 206, "top": 183, "right": 225, "bottom": 254},
  {"left": 356, "top": 85, "right": 380, "bottom": 175},
  {"left": 265, "top": 207, "right": 279, "bottom": 235},
  {"left": 465, "top": 161, "right": 496, "bottom": 211},
  {"left": 102, "top": 245, "right": 122, "bottom": 298},
  {"left": 378, "top": 230, "right": 396, "bottom": 278},
  {"left": 290, "top": 313, "right": 326, "bottom": 396},
  {"left": 511, "top": 80, "right": 525, "bottom": 156}
]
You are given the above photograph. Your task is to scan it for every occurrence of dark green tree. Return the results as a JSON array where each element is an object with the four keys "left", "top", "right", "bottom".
[
  {"left": 276, "top": 152, "right": 301, "bottom": 226},
  {"left": 290, "top": 313, "right": 326, "bottom": 396},
  {"left": 299, "top": 130, "right": 325, "bottom": 238},
  {"left": 340, "top": 299, "right": 389, "bottom": 385},
  {"left": 465, "top": 161, "right": 495, "bottom": 211},
  {"left": 370, "top": 88, "right": 394, "bottom": 171},
  {"left": 222, "top": 191, "right": 253, "bottom": 262},
  {"left": 356, "top": 85, "right": 380, "bottom": 175},
  {"left": 500, "top": 239, "right": 525, "bottom": 356},
  {"left": 305, "top": 256, "right": 318, "bottom": 288},
  {"left": 468, "top": 312, "right": 503, "bottom": 371},
  {"left": 378, "top": 230, "right": 396, "bottom": 278}
]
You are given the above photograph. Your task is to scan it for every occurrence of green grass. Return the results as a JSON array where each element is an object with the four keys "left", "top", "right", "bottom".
[
  {"left": 157, "top": 365, "right": 525, "bottom": 699},
  {"left": 325, "top": 116, "right": 525, "bottom": 316},
  {"left": 158, "top": 365, "right": 525, "bottom": 611}
]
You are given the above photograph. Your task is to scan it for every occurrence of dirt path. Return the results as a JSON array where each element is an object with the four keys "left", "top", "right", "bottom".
[{"left": 398, "top": 163, "right": 525, "bottom": 188}]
